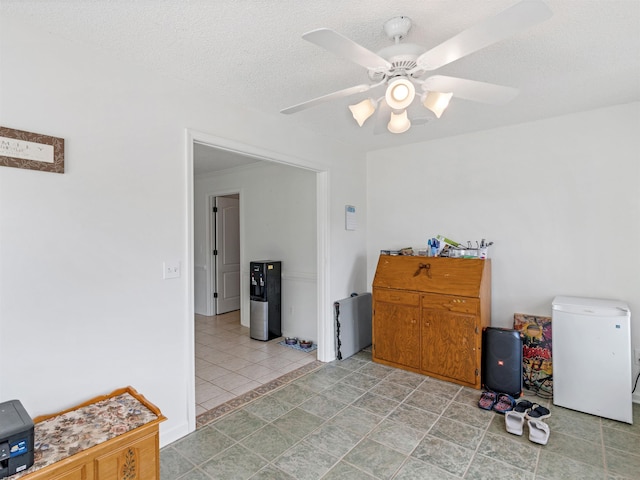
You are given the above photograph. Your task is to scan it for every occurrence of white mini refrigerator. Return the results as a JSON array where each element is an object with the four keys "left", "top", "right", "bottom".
[{"left": 552, "top": 296, "right": 632, "bottom": 423}]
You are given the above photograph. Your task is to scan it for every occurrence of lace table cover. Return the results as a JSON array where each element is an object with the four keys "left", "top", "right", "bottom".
[{"left": 10, "top": 392, "right": 158, "bottom": 478}]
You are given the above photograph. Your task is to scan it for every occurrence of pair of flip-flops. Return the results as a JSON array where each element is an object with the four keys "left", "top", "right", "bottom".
[
  {"left": 505, "top": 400, "right": 551, "bottom": 445},
  {"left": 478, "top": 391, "right": 515, "bottom": 413}
]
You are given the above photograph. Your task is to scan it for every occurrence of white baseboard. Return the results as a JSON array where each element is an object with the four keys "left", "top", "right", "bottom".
[{"left": 160, "top": 421, "right": 192, "bottom": 448}]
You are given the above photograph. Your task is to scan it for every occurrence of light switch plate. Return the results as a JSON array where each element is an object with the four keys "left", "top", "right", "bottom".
[{"left": 163, "top": 261, "right": 180, "bottom": 279}]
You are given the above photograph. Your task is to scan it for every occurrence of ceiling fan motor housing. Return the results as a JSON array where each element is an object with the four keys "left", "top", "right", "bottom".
[
  {"left": 368, "top": 16, "right": 424, "bottom": 82},
  {"left": 383, "top": 16, "right": 412, "bottom": 41},
  {"left": 369, "top": 43, "right": 424, "bottom": 81}
]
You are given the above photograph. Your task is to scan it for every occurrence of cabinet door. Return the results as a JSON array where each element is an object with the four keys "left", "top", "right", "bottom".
[
  {"left": 94, "top": 432, "right": 159, "bottom": 480},
  {"left": 373, "top": 289, "right": 420, "bottom": 369},
  {"left": 421, "top": 294, "right": 479, "bottom": 385}
]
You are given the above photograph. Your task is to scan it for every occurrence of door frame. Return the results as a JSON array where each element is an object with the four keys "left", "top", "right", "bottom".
[
  {"left": 185, "top": 128, "right": 331, "bottom": 433},
  {"left": 206, "top": 193, "right": 241, "bottom": 316}
]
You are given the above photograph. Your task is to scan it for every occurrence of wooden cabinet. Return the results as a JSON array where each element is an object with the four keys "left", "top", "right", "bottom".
[
  {"left": 373, "top": 289, "right": 421, "bottom": 369},
  {"left": 372, "top": 255, "right": 491, "bottom": 388},
  {"left": 16, "top": 387, "right": 165, "bottom": 480},
  {"left": 94, "top": 430, "right": 159, "bottom": 480}
]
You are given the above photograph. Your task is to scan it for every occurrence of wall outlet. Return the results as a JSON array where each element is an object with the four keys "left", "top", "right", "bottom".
[{"left": 634, "top": 347, "right": 640, "bottom": 366}]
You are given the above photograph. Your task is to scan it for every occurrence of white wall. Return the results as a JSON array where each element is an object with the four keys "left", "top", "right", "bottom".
[
  {"left": 367, "top": 102, "right": 640, "bottom": 399},
  {"left": 194, "top": 162, "right": 318, "bottom": 341},
  {"left": 0, "top": 14, "right": 367, "bottom": 446}
]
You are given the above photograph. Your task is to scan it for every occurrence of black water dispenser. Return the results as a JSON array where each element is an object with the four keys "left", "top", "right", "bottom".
[{"left": 249, "top": 261, "right": 281, "bottom": 341}]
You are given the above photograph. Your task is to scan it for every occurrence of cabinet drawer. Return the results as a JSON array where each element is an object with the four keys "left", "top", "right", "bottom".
[
  {"left": 374, "top": 289, "right": 420, "bottom": 306},
  {"left": 421, "top": 294, "right": 479, "bottom": 314}
]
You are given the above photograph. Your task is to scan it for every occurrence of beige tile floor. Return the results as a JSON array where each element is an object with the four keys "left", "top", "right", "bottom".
[{"left": 195, "top": 311, "right": 317, "bottom": 416}]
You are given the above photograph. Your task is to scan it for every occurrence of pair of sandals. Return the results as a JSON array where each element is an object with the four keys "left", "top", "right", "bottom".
[
  {"left": 505, "top": 399, "right": 551, "bottom": 445},
  {"left": 478, "top": 391, "right": 515, "bottom": 413}
]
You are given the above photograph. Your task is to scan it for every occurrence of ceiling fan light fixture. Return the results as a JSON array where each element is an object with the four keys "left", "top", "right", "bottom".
[
  {"left": 348, "top": 98, "right": 377, "bottom": 127},
  {"left": 385, "top": 77, "right": 415, "bottom": 110},
  {"left": 422, "top": 91, "right": 453, "bottom": 118},
  {"left": 387, "top": 110, "right": 411, "bottom": 134}
]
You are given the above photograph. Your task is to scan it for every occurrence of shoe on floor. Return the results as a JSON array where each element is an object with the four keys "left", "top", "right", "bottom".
[
  {"left": 512, "top": 399, "right": 534, "bottom": 415},
  {"left": 526, "top": 404, "right": 551, "bottom": 420},
  {"left": 528, "top": 419, "right": 550, "bottom": 445},
  {"left": 493, "top": 393, "right": 516, "bottom": 414},
  {"left": 478, "top": 391, "right": 497, "bottom": 410},
  {"left": 505, "top": 410, "right": 525, "bottom": 435}
]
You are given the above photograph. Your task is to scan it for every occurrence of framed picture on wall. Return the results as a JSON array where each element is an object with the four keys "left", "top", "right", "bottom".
[{"left": 0, "top": 126, "right": 65, "bottom": 173}]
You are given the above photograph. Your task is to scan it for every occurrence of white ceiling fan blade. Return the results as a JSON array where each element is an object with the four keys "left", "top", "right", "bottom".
[
  {"left": 303, "top": 28, "right": 392, "bottom": 71},
  {"left": 423, "top": 75, "right": 519, "bottom": 104},
  {"left": 422, "top": 75, "right": 520, "bottom": 105},
  {"left": 414, "top": 0, "right": 553, "bottom": 71},
  {"left": 280, "top": 84, "right": 373, "bottom": 114}
]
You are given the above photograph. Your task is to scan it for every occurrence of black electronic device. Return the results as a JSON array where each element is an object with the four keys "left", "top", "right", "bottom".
[
  {"left": 482, "top": 327, "right": 523, "bottom": 397},
  {"left": 0, "top": 399, "right": 34, "bottom": 478},
  {"left": 249, "top": 260, "right": 282, "bottom": 341}
]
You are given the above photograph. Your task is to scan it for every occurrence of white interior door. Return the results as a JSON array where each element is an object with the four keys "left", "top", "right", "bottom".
[{"left": 214, "top": 196, "right": 240, "bottom": 313}]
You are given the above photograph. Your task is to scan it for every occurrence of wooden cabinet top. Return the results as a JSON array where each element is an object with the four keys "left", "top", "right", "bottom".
[
  {"left": 12, "top": 386, "right": 165, "bottom": 479},
  {"left": 372, "top": 255, "right": 491, "bottom": 298}
]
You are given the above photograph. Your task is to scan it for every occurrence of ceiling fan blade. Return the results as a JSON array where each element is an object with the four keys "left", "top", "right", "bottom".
[
  {"left": 280, "top": 84, "right": 373, "bottom": 114},
  {"left": 422, "top": 75, "right": 519, "bottom": 104},
  {"left": 414, "top": 0, "right": 553, "bottom": 71},
  {"left": 303, "top": 28, "right": 392, "bottom": 71}
]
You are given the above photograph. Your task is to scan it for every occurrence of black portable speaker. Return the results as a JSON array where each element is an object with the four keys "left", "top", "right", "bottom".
[{"left": 482, "top": 327, "right": 523, "bottom": 397}]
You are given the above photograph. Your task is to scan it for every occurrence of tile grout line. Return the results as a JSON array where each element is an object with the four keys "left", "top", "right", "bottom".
[
  {"left": 386, "top": 380, "right": 459, "bottom": 479},
  {"left": 337, "top": 367, "right": 418, "bottom": 479},
  {"left": 195, "top": 360, "right": 325, "bottom": 427},
  {"left": 255, "top": 357, "right": 415, "bottom": 478},
  {"left": 311, "top": 361, "right": 416, "bottom": 478},
  {"left": 231, "top": 358, "right": 375, "bottom": 478},
  {"left": 386, "top": 376, "right": 434, "bottom": 479},
  {"left": 599, "top": 417, "right": 608, "bottom": 479},
  {"left": 456, "top": 385, "right": 489, "bottom": 479}
]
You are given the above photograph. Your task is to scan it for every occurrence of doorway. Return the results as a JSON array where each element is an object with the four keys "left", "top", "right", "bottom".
[
  {"left": 186, "top": 129, "right": 331, "bottom": 433},
  {"left": 210, "top": 194, "right": 240, "bottom": 315}
]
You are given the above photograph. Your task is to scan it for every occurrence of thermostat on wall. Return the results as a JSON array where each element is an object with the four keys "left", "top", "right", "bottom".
[{"left": 345, "top": 205, "right": 357, "bottom": 231}]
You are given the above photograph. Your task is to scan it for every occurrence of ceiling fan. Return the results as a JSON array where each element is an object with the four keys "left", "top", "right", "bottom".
[{"left": 280, "top": 0, "right": 553, "bottom": 134}]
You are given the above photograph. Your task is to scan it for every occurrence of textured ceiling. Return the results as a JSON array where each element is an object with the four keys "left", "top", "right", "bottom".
[{"left": 3, "top": 0, "right": 640, "bottom": 157}]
